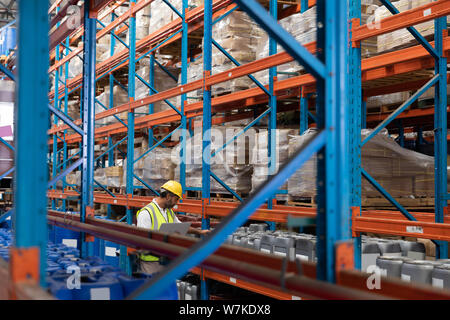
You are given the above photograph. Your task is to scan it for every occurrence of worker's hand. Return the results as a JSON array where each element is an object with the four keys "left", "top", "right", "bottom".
[{"left": 197, "top": 229, "right": 211, "bottom": 235}]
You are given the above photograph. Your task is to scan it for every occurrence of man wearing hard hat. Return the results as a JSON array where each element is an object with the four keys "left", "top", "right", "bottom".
[{"left": 136, "top": 180, "right": 210, "bottom": 275}]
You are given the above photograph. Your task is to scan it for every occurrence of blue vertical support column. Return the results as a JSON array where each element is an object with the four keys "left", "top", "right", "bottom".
[
  {"left": 315, "top": 0, "right": 351, "bottom": 282},
  {"left": 180, "top": 0, "right": 188, "bottom": 200},
  {"left": 361, "top": 97, "right": 367, "bottom": 129},
  {"left": 266, "top": 0, "right": 277, "bottom": 232},
  {"left": 123, "top": 0, "right": 137, "bottom": 274},
  {"left": 348, "top": 0, "right": 362, "bottom": 270},
  {"left": 81, "top": 0, "right": 96, "bottom": 258},
  {"left": 201, "top": 0, "right": 213, "bottom": 301},
  {"left": 434, "top": 16, "right": 448, "bottom": 259},
  {"left": 148, "top": 53, "right": 155, "bottom": 147},
  {"left": 107, "top": 11, "right": 117, "bottom": 219},
  {"left": 14, "top": 0, "right": 49, "bottom": 286},
  {"left": 52, "top": 6, "right": 61, "bottom": 211},
  {"left": 62, "top": 36, "right": 70, "bottom": 213}
]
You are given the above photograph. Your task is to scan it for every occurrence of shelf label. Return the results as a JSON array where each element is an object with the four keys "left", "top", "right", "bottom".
[
  {"left": 114, "top": 199, "right": 117, "bottom": 204},
  {"left": 292, "top": 296, "right": 301, "bottom": 300},
  {"left": 406, "top": 226, "right": 423, "bottom": 234},
  {"left": 432, "top": 278, "right": 444, "bottom": 289},
  {"left": 90, "top": 287, "right": 110, "bottom": 300},
  {"left": 62, "top": 239, "right": 78, "bottom": 248},
  {"left": 423, "top": 8, "right": 432, "bottom": 16},
  {"left": 229, "top": 277, "right": 236, "bottom": 284},
  {"left": 401, "top": 274, "right": 411, "bottom": 282}
]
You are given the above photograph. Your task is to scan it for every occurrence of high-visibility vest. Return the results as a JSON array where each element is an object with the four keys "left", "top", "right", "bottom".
[{"left": 136, "top": 202, "right": 175, "bottom": 262}]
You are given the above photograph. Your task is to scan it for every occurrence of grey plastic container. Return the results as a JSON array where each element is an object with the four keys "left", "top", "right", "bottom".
[
  {"left": 397, "top": 241, "right": 426, "bottom": 260},
  {"left": 376, "top": 256, "right": 412, "bottom": 278},
  {"left": 401, "top": 260, "right": 439, "bottom": 285},
  {"left": 377, "top": 241, "right": 402, "bottom": 257},
  {"left": 260, "top": 235, "right": 275, "bottom": 254},
  {"left": 362, "top": 242, "right": 381, "bottom": 272},
  {"left": 273, "top": 237, "right": 295, "bottom": 260},
  {"left": 253, "top": 238, "right": 262, "bottom": 251},
  {"left": 184, "top": 284, "right": 198, "bottom": 300},
  {"left": 249, "top": 224, "right": 267, "bottom": 233},
  {"left": 431, "top": 264, "right": 450, "bottom": 290},
  {"left": 177, "top": 281, "right": 186, "bottom": 300},
  {"left": 295, "top": 238, "right": 316, "bottom": 262}
]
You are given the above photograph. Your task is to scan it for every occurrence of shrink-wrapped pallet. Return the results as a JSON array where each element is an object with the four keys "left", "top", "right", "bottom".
[
  {"left": 94, "top": 167, "right": 107, "bottom": 187},
  {"left": 106, "top": 166, "right": 124, "bottom": 188},
  {"left": 253, "top": 6, "right": 317, "bottom": 86},
  {"left": 287, "top": 128, "right": 448, "bottom": 200},
  {"left": 210, "top": 11, "right": 264, "bottom": 95},
  {"left": 95, "top": 85, "right": 129, "bottom": 127},
  {"left": 135, "top": 64, "right": 181, "bottom": 115},
  {"left": 373, "top": 0, "right": 446, "bottom": 53},
  {"left": 366, "top": 91, "right": 411, "bottom": 109},
  {"left": 174, "top": 126, "right": 254, "bottom": 194},
  {"left": 250, "top": 129, "right": 297, "bottom": 199}
]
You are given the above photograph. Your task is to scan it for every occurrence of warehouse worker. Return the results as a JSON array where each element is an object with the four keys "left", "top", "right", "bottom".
[{"left": 136, "top": 180, "right": 210, "bottom": 274}]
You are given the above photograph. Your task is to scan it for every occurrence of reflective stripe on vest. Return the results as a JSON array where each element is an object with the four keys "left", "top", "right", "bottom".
[{"left": 136, "top": 202, "right": 175, "bottom": 262}]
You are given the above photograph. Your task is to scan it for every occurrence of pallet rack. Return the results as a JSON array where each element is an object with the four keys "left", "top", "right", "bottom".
[{"left": 0, "top": 0, "right": 449, "bottom": 300}]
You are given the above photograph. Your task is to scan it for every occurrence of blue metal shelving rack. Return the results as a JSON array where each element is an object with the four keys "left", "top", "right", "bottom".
[{"left": 1, "top": 0, "right": 449, "bottom": 299}]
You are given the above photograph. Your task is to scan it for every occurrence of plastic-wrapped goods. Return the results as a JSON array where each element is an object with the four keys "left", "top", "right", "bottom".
[
  {"left": 251, "top": 129, "right": 297, "bottom": 198},
  {"left": 177, "top": 56, "right": 204, "bottom": 106},
  {"left": 95, "top": 85, "right": 129, "bottom": 127},
  {"left": 135, "top": 64, "right": 181, "bottom": 116},
  {"left": 366, "top": 91, "right": 411, "bottom": 109},
  {"left": 209, "top": 11, "right": 264, "bottom": 95},
  {"left": 123, "top": 147, "right": 176, "bottom": 190},
  {"left": 94, "top": 168, "right": 107, "bottom": 187},
  {"left": 253, "top": 6, "right": 317, "bottom": 86},
  {"left": 105, "top": 166, "right": 123, "bottom": 188},
  {"left": 148, "top": 0, "right": 174, "bottom": 35},
  {"left": 361, "top": 0, "right": 380, "bottom": 57},
  {"left": 174, "top": 126, "right": 254, "bottom": 194},
  {"left": 418, "top": 83, "right": 450, "bottom": 101},
  {"left": 66, "top": 171, "right": 81, "bottom": 187},
  {"left": 374, "top": 0, "right": 444, "bottom": 53},
  {"left": 287, "top": 128, "right": 448, "bottom": 199}
]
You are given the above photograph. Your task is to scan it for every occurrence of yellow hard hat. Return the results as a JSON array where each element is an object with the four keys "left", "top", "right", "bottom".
[{"left": 161, "top": 180, "right": 183, "bottom": 199}]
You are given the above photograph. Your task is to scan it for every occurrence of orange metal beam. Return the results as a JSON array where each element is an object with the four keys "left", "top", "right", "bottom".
[
  {"left": 352, "top": 0, "right": 450, "bottom": 42},
  {"left": 191, "top": 267, "right": 303, "bottom": 300}
]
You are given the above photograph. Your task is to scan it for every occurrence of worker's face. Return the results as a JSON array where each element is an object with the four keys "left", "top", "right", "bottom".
[{"left": 165, "top": 193, "right": 180, "bottom": 209}]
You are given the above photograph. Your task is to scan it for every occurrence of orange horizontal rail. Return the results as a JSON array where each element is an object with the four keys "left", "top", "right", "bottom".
[
  {"left": 191, "top": 267, "right": 302, "bottom": 300},
  {"left": 352, "top": 0, "right": 450, "bottom": 42},
  {"left": 353, "top": 215, "right": 450, "bottom": 242}
]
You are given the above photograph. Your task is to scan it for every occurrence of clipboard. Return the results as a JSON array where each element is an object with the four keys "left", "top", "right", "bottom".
[{"left": 158, "top": 222, "right": 191, "bottom": 235}]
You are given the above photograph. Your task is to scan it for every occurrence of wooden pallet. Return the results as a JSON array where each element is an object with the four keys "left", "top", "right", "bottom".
[
  {"left": 363, "top": 70, "right": 434, "bottom": 91},
  {"left": 287, "top": 196, "right": 316, "bottom": 208},
  {"left": 362, "top": 196, "right": 435, "bottom": 209}
]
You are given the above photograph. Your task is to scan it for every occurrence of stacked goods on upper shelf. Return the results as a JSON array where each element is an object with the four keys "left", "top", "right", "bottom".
[
  {"left": 95, "top": 85, "right": 129, "bottom": 127},
  {"left": 210, "top": 11, "right": 264, "bottom": 95},
  {"left": 148, "top": 0, "right": 203, "bottom": 36},
  {"left": 174, "top": 126, "right": 254, "bottom": 194},
  {"left": 135, "top": 62, "right": 181, "bottom": 116},
  {"left": 253, "top": 6, "right": 317, "bottom": 86},
  {"left": 287, "top": 128, "right": 448, "bottom": 202},
  {"left": 250, "top": 129, "right": 297, "bottom": 201},
  {"left": 361, "top": 0, "right": 381, "bottom": 58},
  {"left": 366, "top": 91, "right": 411, "bottom": 112},
  {"left": 374, "top": 0, "right": 449, "bottom": 54},
  {"left": 177, "top": 55, "right": 203, "bottom": 105}
]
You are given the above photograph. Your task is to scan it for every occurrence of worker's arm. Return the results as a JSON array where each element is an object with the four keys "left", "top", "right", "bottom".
[{"left": 188, "top": 227, "right": 211, "bottom": 236}]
